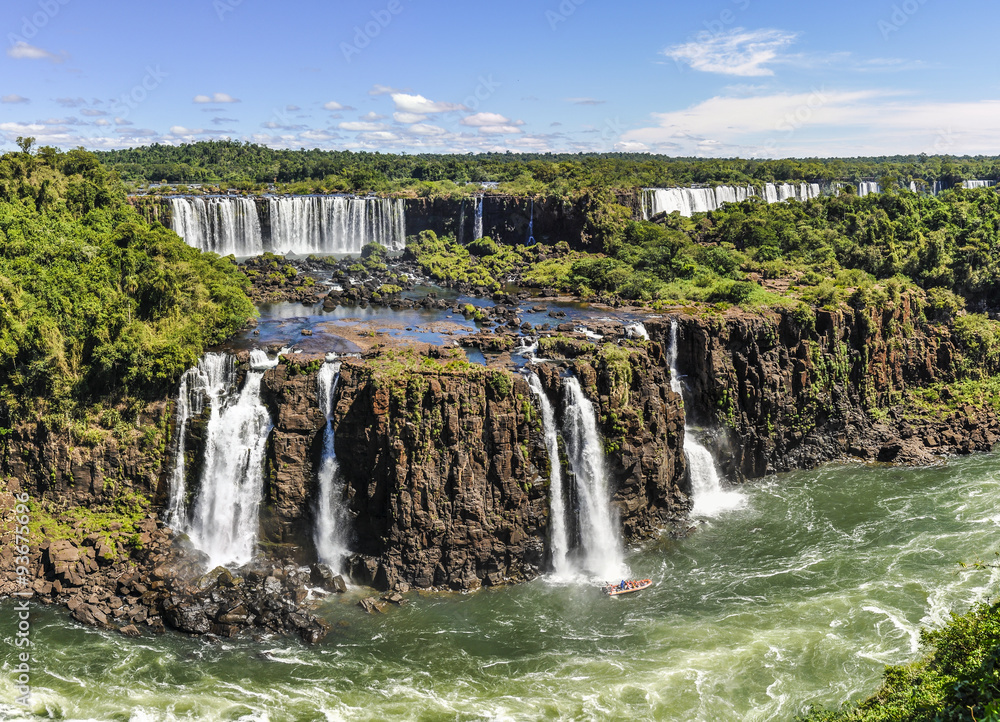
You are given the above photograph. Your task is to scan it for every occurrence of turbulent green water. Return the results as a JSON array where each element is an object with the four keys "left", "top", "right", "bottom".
[{"left": 5, "top": 455, "right": 1000, "bottom": 721}]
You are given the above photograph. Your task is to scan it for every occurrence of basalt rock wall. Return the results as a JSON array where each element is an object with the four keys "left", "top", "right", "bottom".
[
  {"left": 649, "top": 299, "right": 1000, "bottom": 480},
  {"left": 255, "top": 345, "right": 686, "bottom": 591}
]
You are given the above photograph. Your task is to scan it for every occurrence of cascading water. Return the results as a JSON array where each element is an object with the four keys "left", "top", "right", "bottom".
[
  {"left": 562, "top": 376, "right": 625, "bottom": 579},
  {"left": 170, "top": 349, "right": 281, "bottom": 568},
  {"left": 170, "top": 197, "right": 264, "bottom": 256},
  {"left": 167, "top": 354, "right": 231, "bottom": 529},
  {"left": 474, "top": 195, "right": 484, "bottom": 241},
  {"left": 857, "top": 181, "right": 881, "bottom": 197},
  {"left": 269, "top": 196, "right": 406, "bottom": 254},
  {"left": 668, "top": 320, "right": 745, "bottom": 517},
  {"left": 526, "top": 372, "right": 571, "bottom": 578},
  {"left": 962, "top": 179, "right": 996, "bottom": 189},
  {"left": 641, "top": 183, "right": 821, "bottom": 219},
  {"left": 314, "top": 360, "right": 350, "bottom": 573}
]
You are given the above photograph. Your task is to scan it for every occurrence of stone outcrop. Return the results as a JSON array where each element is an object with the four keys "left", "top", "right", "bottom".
[
  {"left": 650, "top": 298, "right": 1000, "bottom": 480},
  {"left": 251, "top": 342, "right": 688, "bottom": 591}
]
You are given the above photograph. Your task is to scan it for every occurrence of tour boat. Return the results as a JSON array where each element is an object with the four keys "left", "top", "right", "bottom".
[{"left": 602, "top": 579, "right": 653, "bottom": 596}]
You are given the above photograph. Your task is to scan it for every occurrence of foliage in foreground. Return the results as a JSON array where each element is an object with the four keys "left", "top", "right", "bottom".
[
  {"left": 798, "top": 597, "right": 1000, "bottom": 721},
  {"left": 0, "top": 141, "right": 255, "bottom": 424}
]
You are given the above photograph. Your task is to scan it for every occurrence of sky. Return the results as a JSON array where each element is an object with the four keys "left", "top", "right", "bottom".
[{"left": 1, "top": 0, "right": 999, "bottom": 158}]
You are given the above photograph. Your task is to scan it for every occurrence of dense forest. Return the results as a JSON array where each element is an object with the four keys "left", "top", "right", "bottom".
[
  {"left": 96, "top": 140, "right": 1000, "bottom": 196},
  {"left": 0, "top": 139, "right": 254, "bottom": 427}
]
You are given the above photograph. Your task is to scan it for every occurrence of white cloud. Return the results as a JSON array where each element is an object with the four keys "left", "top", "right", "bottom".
[
  {"left": 393, "top": 111, "right": 427, "bottom": 124},
  {"left": 664, "top": 28, "right": 797, "bottom": 77},
  {"left": 476, "top": 124, "right": 524, "bottom": 135},
  {"left": 56, "top": 97, "right": 86, "bottom": 107},
  {"left": 1, "top": 94, "right": 29, "bottom": 104},
  {"left": 7, "top": 41, "right": 63, "bottom": 62},
  {"left": 407, "top": 123, "right": 447, "bottom": 137},
  {"left": 193, "top": 92, "right": 240, "bottom": 103},
  {"left": 94, "top": 119, "right": 110, "bottom": 127},
  {"left": 360, "top": 111, "right": 386, "bottom": 121},
  {"left": 391, "top": 93, "right": 465, "bottom": 114},
  {"left": 357, "top": 131, "right": 402, "bottom": 142},
  {"left": 114, "top": 117, "right": 133, "bottom": 126},
  {"left": 323, "top": 101, "right": 347, "bottom": 111},
  {"left": 565, "top": 97, "right": 606, "bottom": 106},
  {"left": 80, "top": 108, "right": 108, "bottom": 117},
  {"left": 461, "top": 112, "right": 516, "bottom": 127},
  {"left": 621, "top": 89, "right": 1000, "bottom": 156},
  {"left": 339, "top": 121, "right": 387, "bottom": 132},
  {"left": 369, "top": 84, "right": 403, "bottom": 96},
  {"left": 286, "top": 104, "right": 301, "bottom": 111}
]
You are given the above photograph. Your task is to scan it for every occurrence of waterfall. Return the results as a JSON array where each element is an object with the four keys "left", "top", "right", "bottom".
[
  {"left": 625, "top": 322, "right": 649, "bottom": 341},
  {"left": 474, "top": 196, "right": 484, "bottom": 241},
  {"left": 457, "top": 198, "right": 466, "bottom": 246},
  {"left": 962, "top": 180, "right": 996, "bottom": 189},
  {"left": 857, "top": 182, "right": 881, "bottom": 198},
  {"left": 641, "top": 183, "right": 821, "bottom": 219},
  {"left": 170, "top": 197, "right": 264, "bottom": 256},
  {"left": 526, "top": 373, "right": 571, "bottom": 578},
  {"left": 562, "top": 377, "right": 625, "bottom": 579},
  {"left": 314, "top": 360, "right": 350, "bottom": 573},
  {"left": 170, "top": 349, "right": 281, "bottom": 568},
  {"left": 668, "top": 320, "right": 745, "bottom": 517},
  {"left": 167, "top": 354, "right": 231, "bottom": 530},
  {"left": 169, "top": 196, "right": 406, "bottom": 256},
  {"left": 269, "top": 196, "right": 406, "bottom": 254}
]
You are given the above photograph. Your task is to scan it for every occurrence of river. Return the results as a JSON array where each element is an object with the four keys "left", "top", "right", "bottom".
[{"left": 4, "top": 454, "right": 1000, "bottom": 720}]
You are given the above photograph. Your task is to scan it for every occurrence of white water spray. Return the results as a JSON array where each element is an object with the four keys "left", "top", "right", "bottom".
[
  {"left": 562, "top": 376, "right": 626, "bottom": 579},
  {"left": 668, "top": 320, "right": 745, "bottom": 517},
  {"left": 170, "top": 350, "right": 281, "bottom": 568},
  {"left": 314, "top": 360, "right": 350, "bottom": 573},
  {"left": 526, "top": 373, "right": 571, "bottom": 578}
]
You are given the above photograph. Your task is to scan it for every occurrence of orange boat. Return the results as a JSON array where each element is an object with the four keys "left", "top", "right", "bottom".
[{"left": 602, "top": 579, "right": 653, "bottom": 596}]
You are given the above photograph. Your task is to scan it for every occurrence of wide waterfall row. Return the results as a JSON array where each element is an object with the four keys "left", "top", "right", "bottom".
[
  {"left": 963, "top": 180, "right": 996, "bottom": 189},
  {"left": 269, "top": 196, "right": 406, "bottom": 255},
  {"left": 667, "top": 320, "right": 745, "bottom": 517},
  {"left": 168, "top": 350, "right": 281, "bottom": 568},
  {"left": 169, "top": 196, "right": 406, "bottom": 256},
  {"left": 641, "top": 183, "right": 820, "bottom": 219},
  {"left": 526, "top": 372, "right": 625, "bottom": 581},
  {"left": 170, "top": 197, "right": 264, "bottom": 256}
]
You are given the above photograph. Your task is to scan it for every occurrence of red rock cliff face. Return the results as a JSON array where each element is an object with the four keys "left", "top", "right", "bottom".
[{"left": 648, "top": 300, "right": 999, "bottom": 479}]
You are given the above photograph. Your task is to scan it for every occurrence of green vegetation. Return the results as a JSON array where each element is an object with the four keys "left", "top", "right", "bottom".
[
  {"left": 799, "top": 593, "right": 1000, "bottom": 721},
  {"left": 97, "top": 140, "right": 1000, "bottom": 197},
  {"left": 0, "top": 141, "right": 255, "bottom": 424},
  {"left": 403, "top": 230, "right": 526, "bottom": 292}
]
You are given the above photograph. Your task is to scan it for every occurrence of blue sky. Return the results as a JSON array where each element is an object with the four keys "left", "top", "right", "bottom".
[{"left": 1, "top": 0, "right": 999, "bottom": 157}]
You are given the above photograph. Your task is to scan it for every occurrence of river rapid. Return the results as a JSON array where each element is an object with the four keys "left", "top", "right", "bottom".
[{"left": 4, "top": 454, "right": 1000, "bottom": 720}]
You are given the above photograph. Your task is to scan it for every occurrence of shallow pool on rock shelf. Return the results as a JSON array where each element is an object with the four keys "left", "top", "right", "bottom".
[{"left": 5, "top": 454, "right": 1000, "bottom": 721}]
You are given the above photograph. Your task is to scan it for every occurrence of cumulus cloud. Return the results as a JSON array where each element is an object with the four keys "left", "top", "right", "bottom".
[
  {"left": 369, "top": 84, "right": 404, "bottom": 96},
  {"left": 1, "top": 94, "right": 29, "bottom": 104},
  {"left": 391, "top": 93, "right": 465, "bottom": 114},
  {"left": 407, "top": 123, "right": 447, "bottom": 137},
  {"left": 7, "top": 42, "right": 63, "bottom": 62},
  {"left": 323, "top": 101, "right": 349, "bottom": 111},
  {"left": 621, "top": 89, "right": 1000, "bottom": 156},
  {"left": 393, "top": 111, "right": 427, "bottom": 124},
  {"left": 339, "top": 121, "right": 387, "bottom": 132},
  {"left": 461, "top": 112, "right": 515, "bottom": 127},
  {"left": 193, "top": 92, "right": 240, "bottom": 103},
  {"left": 664, "top": 28, "right": 797, "bottom": 77}
]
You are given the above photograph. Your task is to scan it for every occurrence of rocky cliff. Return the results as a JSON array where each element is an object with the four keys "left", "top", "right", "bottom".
[
  {"left": 255, "top": 343, "right": 687, "bottom": 591},
  {"left": 651, "top": 298, "right": 1000, "bottom": 480}
]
